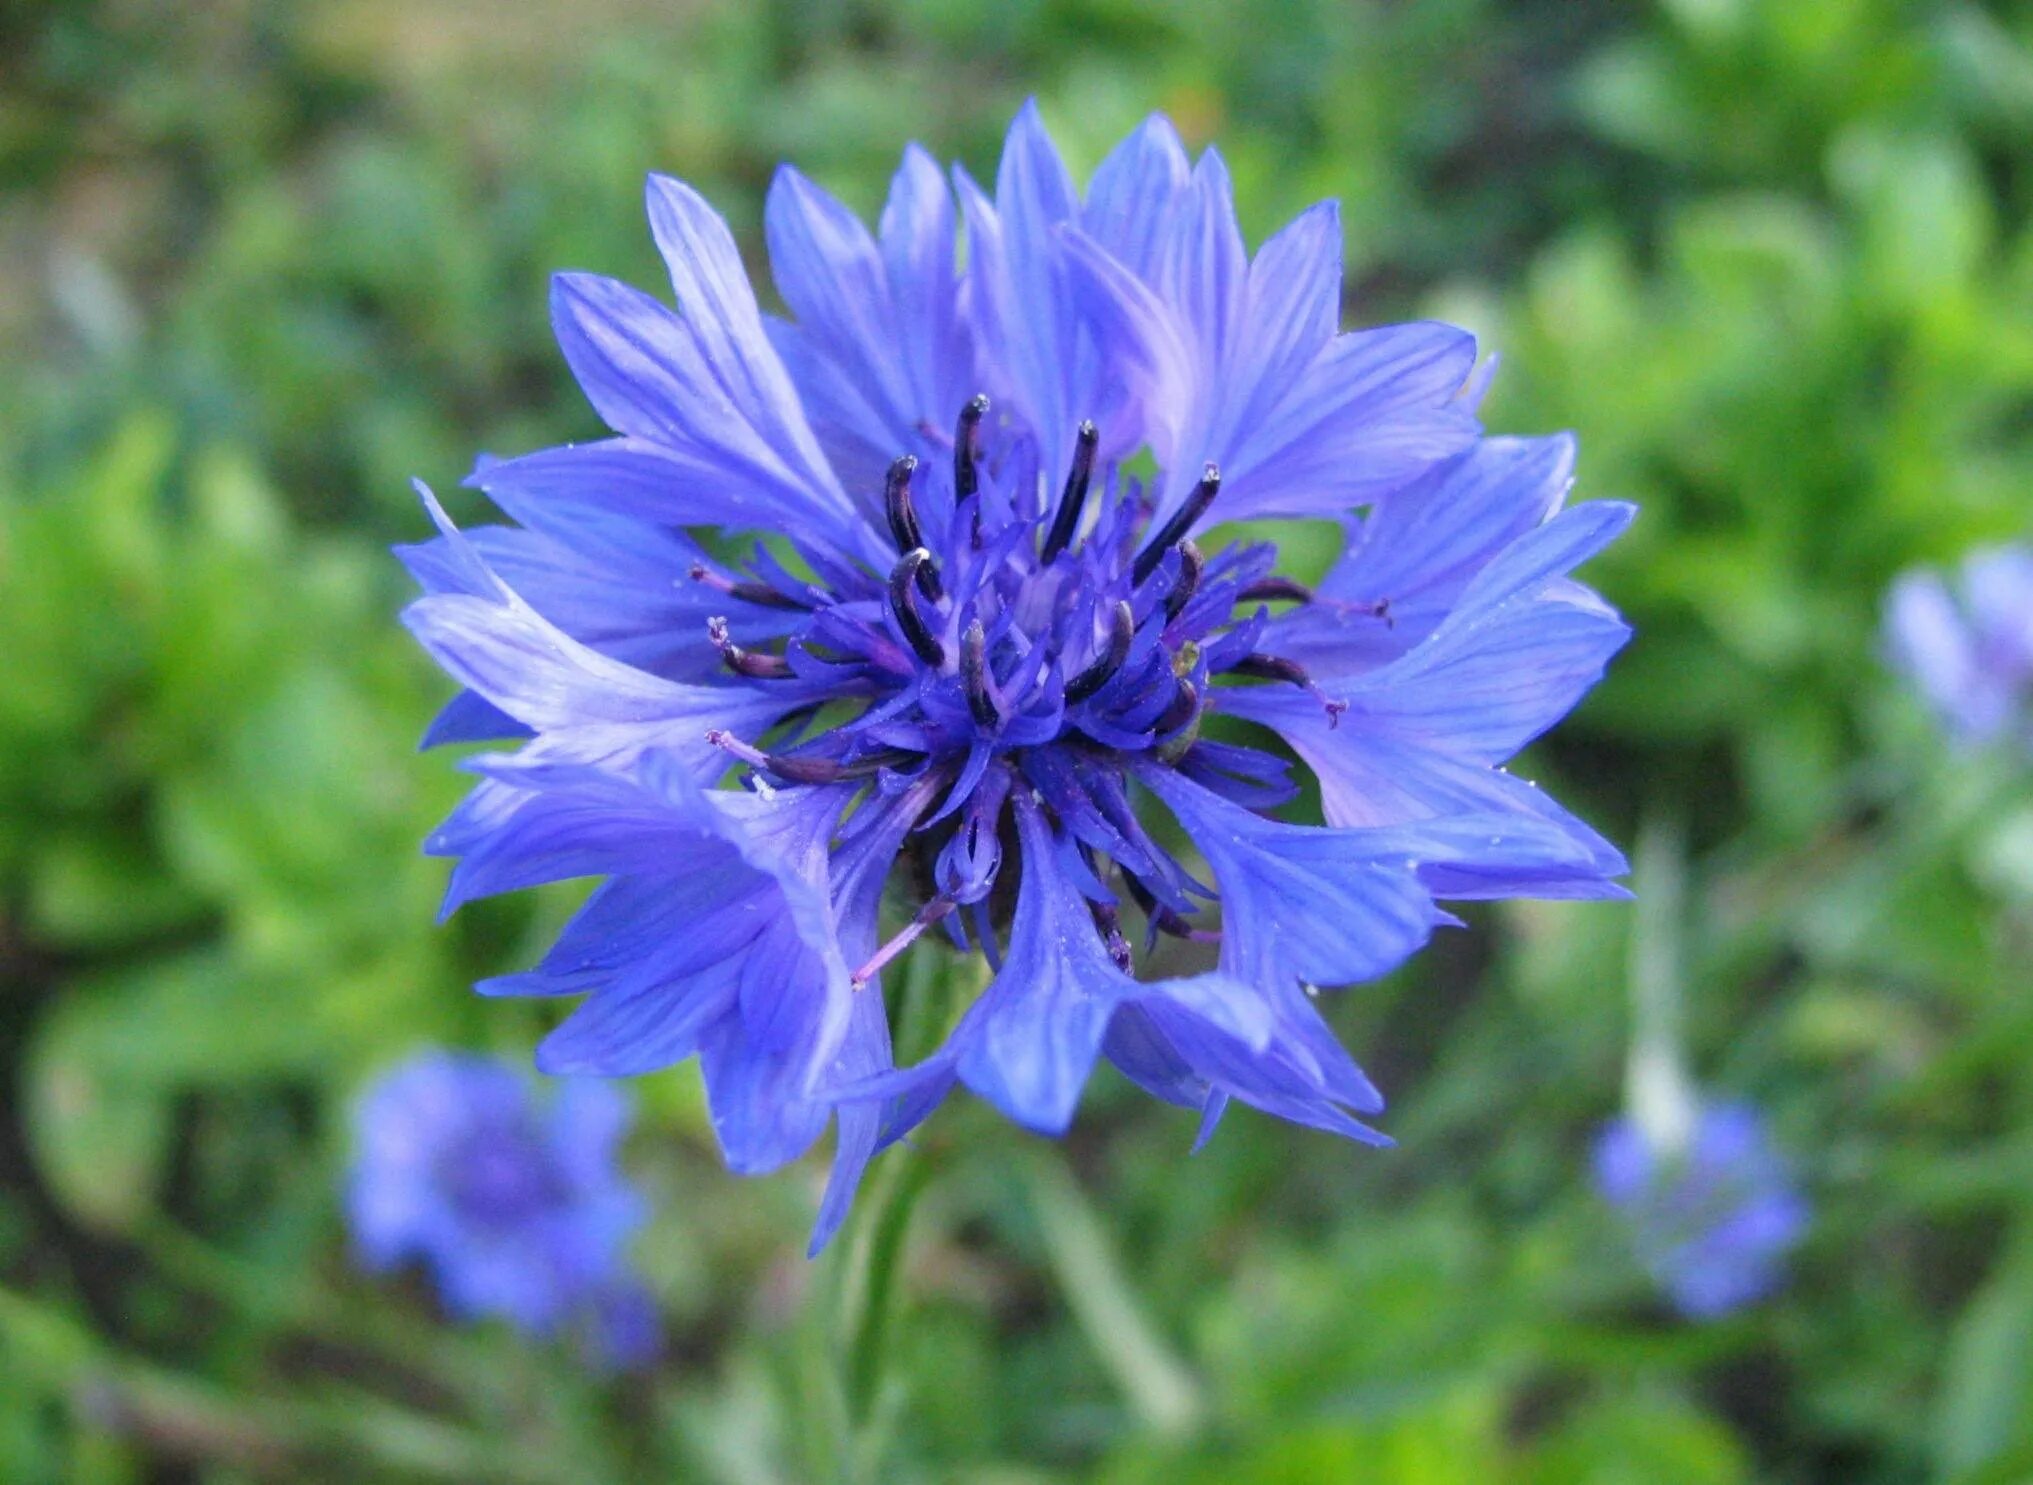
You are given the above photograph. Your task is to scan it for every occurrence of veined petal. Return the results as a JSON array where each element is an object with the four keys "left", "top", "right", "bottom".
[
  {"left": 644, "top": 174, "right": 845, "bottom": 496},
  {"left": 549, "top": 270, "right": 874, "bottom": 558},
  {"left": 1261, "top": 434, "right": 1576, "bottom": 674},
  {"left": 1136, "top": 764, "right": 1448, "bottom": 992},
  {"left": 1201, "top": 200, "right": 1342, "bottom": 460},
  {"left": 1080, "top": 114, "right": 1190, "bottom": 283},
  {"left": 1210, "top": 323, "right": 1482, "bottom": 523},
  {"left": 1322, "top": 501, "right": 1635, "bottom": 761}
]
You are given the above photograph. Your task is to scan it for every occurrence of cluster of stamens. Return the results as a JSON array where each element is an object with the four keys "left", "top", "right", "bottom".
[{"left": 690, "top": 397, "right": 1366, "bottom": 979}]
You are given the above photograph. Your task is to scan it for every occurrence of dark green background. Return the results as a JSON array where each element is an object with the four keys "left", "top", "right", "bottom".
[{"left": 4, "top": 0, "right": 2032, "bottom": 1479}]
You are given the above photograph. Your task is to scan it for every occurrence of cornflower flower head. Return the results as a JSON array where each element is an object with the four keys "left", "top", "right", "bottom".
[
  {"left": 346, "top": 1050, "right": 658, "bottom": 1365},
  {"left": 399, "top": 103, "right": 1634, "bottom": 1252},
  {"left": 1594, "top": 1101, "right": 1807, "bottom": 1320},
  {"left": 1884, "top": 544, "right": 2033, "bottom": 751}
]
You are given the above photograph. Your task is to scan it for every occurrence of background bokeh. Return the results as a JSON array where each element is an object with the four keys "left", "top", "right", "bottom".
[{"left": 5, "top": 0, "right": 2033, "bottom": 1479}]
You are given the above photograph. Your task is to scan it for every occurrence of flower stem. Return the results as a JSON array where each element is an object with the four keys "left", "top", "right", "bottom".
[{"left": 1017, "top": 1148, "right": 1203, "bottom": 1435}]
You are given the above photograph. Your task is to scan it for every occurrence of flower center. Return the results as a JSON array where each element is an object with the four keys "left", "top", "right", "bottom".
[
  {"left": 697, "top": 397, "right": 1343, "bottom": 786},
  {"left": 441, "top": 1127, "right": 567, "bottom": 1229}
]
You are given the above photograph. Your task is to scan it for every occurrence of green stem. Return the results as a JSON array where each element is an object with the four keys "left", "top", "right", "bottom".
[
  {"left": 1018, "top": 1148, "right": 1203, "bottom": 1436},
  {"left": 843, "top": 1148, "right": 931, "bottom": 1429}
]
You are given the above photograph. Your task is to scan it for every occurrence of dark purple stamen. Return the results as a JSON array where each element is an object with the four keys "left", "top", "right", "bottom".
[
  {"left": 1064, "top": 600, "right": 1135, "bottom": 704},
  {"left": 1229, "top": 653, "right": 1311, "bottom": 686},
  {"left": 852, "top": 897, "right": 955, "bottom": 988},
  {"left": 884, "top": 455, "right": 943, "bottom": 600},
  {"left": 1090, "top": 900, "right": 1134, "bottom": 972},
  {"left": 708, "top": 616, "right": 792, "bottom": 679},
  {"left": 688, "top": 563, "right": 811, "bottom": 611},
  {"left": 1040, "top": 420, "right": 1099, "bottom": 564},
  {"left": 884, "top": 455, "right": 922, "bottom": 549},
  {"left": 1133, "top": 463, "right": 1221, "bottom": 586},
  {"left": 706, "top": 730, "right": 916, "bottom": 785},
  {"left": 960, "top": 619, "right": 1000, "bottom": 728},
  {"left": 1154, "top": 677, "right": 1200, "bottom": 735},
  {"left": 888, "top": 549, "right": 945, "bottom": 666},
  {"left": 1123, "top": 871, "right": 1215, "bottom": 943},
  {"left": 954, "top": 394, "right": 988, "bottom": 504},
  {"left": 1162, "top": 541, "right": 1203, "bottom": 625},
  {"left": 1236, "top": 576, "right": 1312, "bottom": 605},
  {"left": 1226, "top": 652, "right": 1348, "bottom": 727}
]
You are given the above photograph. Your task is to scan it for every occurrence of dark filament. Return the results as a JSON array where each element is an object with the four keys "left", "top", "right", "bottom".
[
  {"left": 954, "top": 394, "right": 988, "bottom": 504},
  {"left": 1227, "top": 652, "right": 1347, "bottom": 726},
  {"left": 960, "top": 619, "right": 1000, "bottom": 728},
  {"left": 1123, "top": 871, "right": 1208, "bottom": 942},
  {"left": 1154, "top": 677, "right": 1200, "bottom": 734},
  {"left": 888, "top": 549, "right": 946, "bottom": 666},
  {"left": 1228, "top": 653, "right": 1312, "bottom": 687},
  {"left": 1039, "top": 420, "right": 1099, "bottom": 564},
  {"left": 688, "top": 563, "right": 811, "bottom": 611},
  {"left": 1133, "top": 463, "right": 1221, "bottom": 585},
  {"left": 1089, "top": 899, "right": 1134, "bottom": 972},
  {"left": 706, "top": 730, "right": 917, "bottom": 785},
  {"left": 708, "top": 616, "right": 792, "bottom": 679},
  {"left": 1162, "top": 541, "right": 1203, "bottom": 625},
  {"left": 1064, "top": 600, "right": 1135, "bottom": 703},
  {"left": 884, "top": 455, "right": 922, "bottom": 547},
  {"left": 1235, "top": 576, "right": 1312, "bottom": 605}
]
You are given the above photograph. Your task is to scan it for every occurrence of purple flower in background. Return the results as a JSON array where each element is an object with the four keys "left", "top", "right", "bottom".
[
  {"left": 1594, "top": 1102, "right": 1807, "bottom": 1319},
  {"left": 399, "top": 102, "right": 1633, "bottom": 1252},
  {"left": 1884, "top": 545, "right": 2033, "bottom": 750},
  {"left": 347, "top": 1050, "right": 659, "bottom": 1367}
]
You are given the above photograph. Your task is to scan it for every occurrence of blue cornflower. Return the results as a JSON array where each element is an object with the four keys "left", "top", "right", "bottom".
[
  {"left": 1884, "top": 544, "right": 2033, "bottom": 751},
  {"left": 1594, "top": 1101, "right": 1807, "bottom": 1319},
  {"left": 399, "top": 103, "right": 1633, "bottom": 1252},
  {"left": 346, "top": 1050, "right": 659, "bottom": 1366}
]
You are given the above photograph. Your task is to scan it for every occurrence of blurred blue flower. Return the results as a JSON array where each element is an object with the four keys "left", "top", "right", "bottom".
[
  {"left": 1594, "top": 1101, "right": 1808, "bottom": 1319},
  {"left": 1884, "top": 545, "right": 2033, "bottom": 750},
  {"left": 399, "top": 103, "right": 1633, "bottom": 1252},
  {"left": 347, "top": 1050, "right": 659, "bottom": 1367}
]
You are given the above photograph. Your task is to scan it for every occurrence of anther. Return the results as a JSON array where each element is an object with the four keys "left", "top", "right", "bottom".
[
  {"left": 1090, "top": 900, "right": 1134, "bottom": 973},
  {"left": 883, "top": 455, "right": 922, "bottom": 549},
  {"left": 1133, "top": 463, "right": 1221, "bottom": 585},
  {"left": 1161, "top": 541, "right": 1203, "bottom": 625},
  {"left": 960, "top": 619, "right": 1000, "bottom": 728},
  {"left": 1154, "top": 677, "right": 1200, "bottom": 735},
  {"left": 707, "top": 616, "right": 792, "bottom": 679},
  {"left": 688, "top": 562, "right": 810, "bottom": 611},
  {"left": 1227, "top": 653, "right": 1348, "bottom": 727},
  {"left": 706, "top": 730, "right": 916, "bottom": 785},
  {"left": 852, "top": 898, "right": 956, "bottom": 988},
  {"left": 954, "top": 394, "right": 988, "bottom": 504},
  {"left": 1123, "top": 872, "right": 1218, "bottom": 944},
  {"left": 1235, "top": 576, "right": 1312, "bottom": 605},
  {"left": 1064, "top": 600, "right": 1135, "bottom": 704},
  {"left": 883, "top": 455, "right": 942, "bottom": 600},
  {"left": 1039, "top": 420, "right": 1099, "bottom": 564},
  {"left": 887, "top": 549, "right": 946, "bottom": 667}
]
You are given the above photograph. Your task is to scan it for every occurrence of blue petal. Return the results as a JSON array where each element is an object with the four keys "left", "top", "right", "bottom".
[
  {"left": 399, "top": 486, "right": 791, "bottom": 769},
  {"left": 1200, "top": 201, "right": 1342, "bottom": 462},
  {"left": 1211, "top": 322, "right": 1482, "bottom": 522},
  {"left": 766, "top": 165, "right": 921, "bottom": 492},
  {"left": 1326, "top": 501, "right": 1635, "bottom": 761},
  {"left": 643, "top": 174, "right": 848, "bottom": 503},
  {"left": 1080, "top": 115, "right": 1190, "bottom": 282},
  {"left": 1136, "top": 764, "right": 1449, "bottom": 992},
  {"left": 419, "top": 689, "right": 529, "bottom": 749},
  {"left": 1260, "top": 435, "right": 1575, "bottom": 674},
  {"left": 1162, "top": 149, "right": 1247, "bottom": 373},
  {"left": 548, "top": 266, "right": 874, "bottom": 559}
]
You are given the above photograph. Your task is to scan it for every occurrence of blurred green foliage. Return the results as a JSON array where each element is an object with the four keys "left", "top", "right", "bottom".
[{"left": 3, "top": 0, "right": 2032, "bottom": 1480}]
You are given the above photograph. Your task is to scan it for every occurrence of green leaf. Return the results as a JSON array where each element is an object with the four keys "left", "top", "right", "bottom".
[{"left": 1935, "top": 1235, "right": 2033, "bottom": 1478}]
